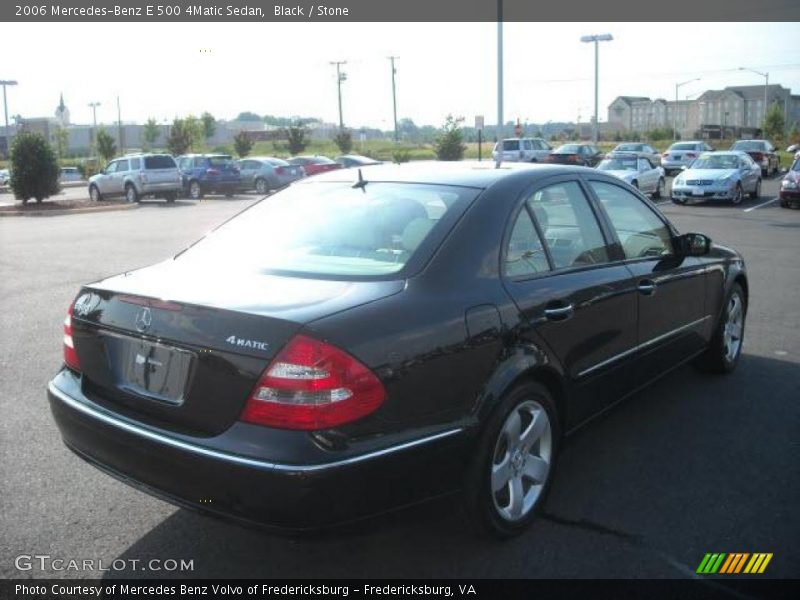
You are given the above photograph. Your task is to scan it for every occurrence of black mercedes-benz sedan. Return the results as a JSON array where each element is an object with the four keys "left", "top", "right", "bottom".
[{"left": 49, "top": 162, "right": 747, "bottom": 537}]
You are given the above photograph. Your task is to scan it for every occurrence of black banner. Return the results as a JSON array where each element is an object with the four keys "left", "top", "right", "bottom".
[{"left": 2, "top": 0, "right": 800, "bottom": 22}]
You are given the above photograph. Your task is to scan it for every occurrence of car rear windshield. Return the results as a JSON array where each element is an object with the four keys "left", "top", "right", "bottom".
[
  {"left": 144, "top": 155, "right": 177, "bottom": 169},
  {"left": 178, "top": 182, "right": 479, "bottom": 278},
  {"left": 598, "top": 157, "right": 638, "bottom": 171},
  {"left": 690, "top": 154, "right": 738, "bottom": 170},
  {"left": 265, "top": 158, "right": 290, "bottom": 167},
  {"left": 669, "top": 143, "right": 698, "bottom": 151},
  {"left": 555, "top": 145, "right": 580, "bottom": 153},
  {"left": 731, "top": 141, "right": 766, "bottom": 151},
  {"left": 502, "top": 140, "right": 520, "bottom": 151},
  {"left": 208, "top": 157, "right": 234, "bottom": 168},
  {"left": 615, "top": 144, "right": 642, "bottom": 151}
]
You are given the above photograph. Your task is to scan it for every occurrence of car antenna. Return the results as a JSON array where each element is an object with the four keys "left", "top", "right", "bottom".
[{"left": 352, "top": 168, "right": 368, "bottom": 191}]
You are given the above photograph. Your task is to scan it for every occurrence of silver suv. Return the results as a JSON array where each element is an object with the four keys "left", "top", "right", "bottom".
[
  {"left": 89, "top": 154, "right": 182, "bottom": 203},
  {"left": 492, "top": 138, "right": 553, "bottom": 163}
]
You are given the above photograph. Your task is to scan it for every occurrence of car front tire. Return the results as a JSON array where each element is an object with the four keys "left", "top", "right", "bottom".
[
  {"left": 464, "top": 381, "right": 559, "bottom": 538},
  {"left": 693, "top": 282, "right": 746, "bottom": 374},
  {"left": 89, "top": 185, "right": 102, "bottom": 202},
  {"left": 750, "top": 179, "right": 761, "bottom": 200},
  {"left": 731, "top": 183, "right": 744, "bottom": 205}
]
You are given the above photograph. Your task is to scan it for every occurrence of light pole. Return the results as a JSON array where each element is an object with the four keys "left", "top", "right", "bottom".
[
  {"left": 497, "top": 0, "right": 504, "bottom": 139},
  {"left": 330, "top": 61, "right": 347, "bottom": 129},
  {"left": 674, "top": 78, "right": 700, "bottom": 141},
  {"left": 388, "top": 56, "right": 399, "bottom": 142},
  {"left": 88, "top": 101, "right": 101, "bottom": 158},
  {"left": 1, "top": 80, "right": 18, "bottom": 154},
  {"left": 738, "top": 67, "right": 769, "bottom": 130},
  {"left": 580, "top": 33, "right": 613, "bottom": 143}
]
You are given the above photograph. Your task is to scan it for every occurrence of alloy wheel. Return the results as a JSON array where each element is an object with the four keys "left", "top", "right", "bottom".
[
  {"left": 732, "top": 185, "right": 743, "bottom": 205},
  {"left": 491, "top": 400, "right": 552, "bottom": 522},
  {"left": 256, "top": 179, "right": 268, "bottom": 194},
  {"left": 723, "top": 293, "right": 744, "bottom": 363}
]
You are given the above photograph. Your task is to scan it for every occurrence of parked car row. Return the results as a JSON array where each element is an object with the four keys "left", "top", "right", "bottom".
[{"left": 87, "top": 151, "right": 382, "bottom": 202}]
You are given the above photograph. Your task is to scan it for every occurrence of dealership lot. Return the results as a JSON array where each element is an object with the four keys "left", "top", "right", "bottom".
[{"left": 0, "top": 176, "right": 797, "bottom": 580}]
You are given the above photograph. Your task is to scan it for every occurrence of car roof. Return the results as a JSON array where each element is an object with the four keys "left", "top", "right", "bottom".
[{"left": 294, "top": 160, "right": 602, "bottom": 188}]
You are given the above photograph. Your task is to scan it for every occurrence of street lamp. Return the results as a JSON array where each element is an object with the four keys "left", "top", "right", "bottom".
[
  {"left": 1, "top": 80, "right": 18, "bottom": 154},
  {"left": 580, "top": 33, "right": 613, "bottom": 143},
  {"left": 88, "top": 101, "right": 101, "bottom": 158},
  {"left": 738, "top": 67, "right": 769, "bottom": 129},
  {"left": 674, "top": 78, "right": 700, "bottom": 141}
]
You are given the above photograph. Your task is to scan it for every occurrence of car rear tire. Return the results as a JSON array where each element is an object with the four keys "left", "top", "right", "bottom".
[
  {"left": 731, "top": 183, "right": 744, "bottom": 205},
  {"left": 188, "top": 180, "right": 203, "bottom": 200},
  {"left": 464, "top": 381, "right": 559, "bottom": 538},
  {"left": 255, "top": 178, "right": 269, "bottom": 195},
  {"left": 89, "top": 185, "right": 102, "bottom": 202},
  {"left": 125, "top": 184, "right": 139, "bottom": 203},
  {"left": 653, "top": 177, "right": 665, "bottom": 199},
  {"left": 750, "top": 179, "right": 761, "bottom": 200},
  {"left": 693, "top": 282, "right": 746, "bottom": 374}
]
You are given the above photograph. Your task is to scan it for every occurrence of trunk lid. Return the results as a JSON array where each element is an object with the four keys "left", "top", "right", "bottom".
[{"left": 70, "top": 261, "right": 403, "bottom": 435}]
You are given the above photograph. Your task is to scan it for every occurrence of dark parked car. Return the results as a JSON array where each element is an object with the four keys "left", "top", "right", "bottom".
[
  {"left": 779, "top": 157, "right": 800, "bottom": 208},
  {"left": 177, "top": 154, "right": 241, "bottom": 200},
  {"left": 49, "top": 162, "right": 747, "bottom": 537},
  {"left": 729, "top": 140, "right": 779, "bottom": 177},
  {"left": 335, "top": 154, "right": 382, "bottom": 168},
  {"left": 287, "top": 155, "right": 342, "bottom": 176},
  {"left": 545, "top": 144, "right": 603, "bottom": 166}
]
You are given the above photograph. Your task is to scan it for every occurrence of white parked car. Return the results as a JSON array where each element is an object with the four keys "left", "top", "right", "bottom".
[
  {"left": 596, "top": 153, "right": 666, "bottom": 199},
  {"left": 492, "top": 138, "right": 553, "bottom": 163},
  {"left": 0, "top": 168, "right": 9, "bottom": 189},
  {"left": 89, "top": 153, "right": 182, "bottom": 203}
]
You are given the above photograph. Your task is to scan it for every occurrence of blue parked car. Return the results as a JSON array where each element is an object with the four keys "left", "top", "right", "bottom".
[{"left": 176, "top": 154, "right": 241, "bottom": 200}]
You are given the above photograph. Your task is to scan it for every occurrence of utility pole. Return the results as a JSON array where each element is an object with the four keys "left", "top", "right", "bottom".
[
  {"left": 330, "top": 61, "right": 347, "bottom": 129},
  {"left": 580, "top": 34, "right": 613, "bottom": 143},
  {"left": 675, "top": 78, "right": 700, "bottom": 141},
  {"left": 1, "top": 80, "right": 18, "bottom": 155},
  {"left": 388, "top": 56, "right": 399, "bottom": 142},
  {"left": 497, "top": 0, "right": 504, "bottom": 139},
  {"left": 117, "top": 96, "right": 124, "bottom": 155},
  {"left": 88, "top": 101, "right": 101, "bottom": 158}
]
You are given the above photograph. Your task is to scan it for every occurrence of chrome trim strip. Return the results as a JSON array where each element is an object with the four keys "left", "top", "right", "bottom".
[
  {"left": 578, "top": 315, "right": 711, "bottom": 378},
  {"left": 48, "top": 382, "right": 463, "bottom": 473}
]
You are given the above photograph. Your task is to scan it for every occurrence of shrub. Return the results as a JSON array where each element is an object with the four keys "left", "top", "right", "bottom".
[
  {"left": 333, "top": 129, "right": 353, "bottom": 154},
  {"left": 278, "top": 124, "right": 309, "bottom": 155},
  {"left": 392, "top": 147, "right": 411, "bottom": 163},
  {"left": 9, "top": 132, "right": 61, "bottom": 204},
  {"left": 434, "top": 115, "right": 466, "bottom": 161},
  {"left": 96, "top": 128, "right": 117, "bottom": 163},
  {"left": 233, "top": 131, "right": 254, "bottom": 158}
]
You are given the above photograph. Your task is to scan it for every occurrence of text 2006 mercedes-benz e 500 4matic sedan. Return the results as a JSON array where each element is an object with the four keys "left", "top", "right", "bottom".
[{"left": 49, "top": 162, "right": 748, "bottom": 537}]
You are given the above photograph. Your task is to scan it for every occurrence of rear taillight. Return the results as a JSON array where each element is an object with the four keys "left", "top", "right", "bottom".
[
  {"left": 752, "top": 152, "right": 764, "bottom": 162},
  {"left": 568, "top": 155, "right": 579, "bottom": 162},
  {"left": 241, "top": 334, "right": 385, "bottom": 430},
  {"left": 206, "top": 168, "right": 220, "bottom": 176},
  {"left": 662, "top": 152, "right": 669, "bottom": 158},
  {"left": 63, "top": 305, "right": 81, "bottom": 372},
  {"left": 275, "top": 166, "right": 285, "bottom": 175},
  {"left": 140, "top": 170, "right": 148, "bottom": 183}
]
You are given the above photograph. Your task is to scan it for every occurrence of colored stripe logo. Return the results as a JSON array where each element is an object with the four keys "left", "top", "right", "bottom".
[{"left": 697, "top": 553, "right": 773, "bottom": 574}]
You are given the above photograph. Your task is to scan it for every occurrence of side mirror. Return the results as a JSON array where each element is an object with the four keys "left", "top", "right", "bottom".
[{"left": 676, "top": 232, "right": 711, "bottom": 257}]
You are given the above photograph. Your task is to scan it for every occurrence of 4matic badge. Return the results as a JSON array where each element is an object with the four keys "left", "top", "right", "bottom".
[{"left": 225, "top": 336, "right": 269, "bottom": 351}]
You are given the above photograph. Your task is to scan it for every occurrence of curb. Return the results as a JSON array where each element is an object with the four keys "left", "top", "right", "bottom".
[{"left": 0, "top": 203, "right": 139, "bottom": 217}]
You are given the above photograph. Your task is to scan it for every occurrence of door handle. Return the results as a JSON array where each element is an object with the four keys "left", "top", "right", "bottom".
[
  {"left": 544, "top": 303, "right": 574, "bottom": 321},
  {"left": 638, "top": 279, "right": 657, "bottom": 295}
]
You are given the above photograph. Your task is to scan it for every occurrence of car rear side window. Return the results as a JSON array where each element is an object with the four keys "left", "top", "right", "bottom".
[
  {"left": 179, "top": 182, "right": 479, "bottom": 278},
  {"left": 144, "top": 155, "right": 177, "bottom": 169},
  {"left": 505, "top": 210, "right": 549, "bottom": 278},
  {"left": 527, "top": 181, "right": 610, "bottom": 269},
  {"left": 590, "top": 181, "right": 674, "bottom": 259},
  {"left": 129, "top": 158, "right": 141, "bottom": 170}
]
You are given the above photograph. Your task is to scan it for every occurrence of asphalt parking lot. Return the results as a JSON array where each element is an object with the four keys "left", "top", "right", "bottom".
[{"left": 0, "top": 175, "right": 797, "bottom": 582}]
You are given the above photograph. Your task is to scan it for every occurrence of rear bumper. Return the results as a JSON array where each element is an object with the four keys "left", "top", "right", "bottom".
[
  {"left": 48, "top": 370, "right": 468, "bottom": 530},
  {"left": 141, "top": 182, "right": 182, "bottom": 194}
]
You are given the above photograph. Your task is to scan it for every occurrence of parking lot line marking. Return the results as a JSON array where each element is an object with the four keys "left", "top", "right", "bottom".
[{"left": 744, "top": 197, "right": 778, "bottom": 212}]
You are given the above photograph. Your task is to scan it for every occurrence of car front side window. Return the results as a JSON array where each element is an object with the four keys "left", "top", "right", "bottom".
[{"left": 590, "top": 181, "right": 674, "bottom": 260}]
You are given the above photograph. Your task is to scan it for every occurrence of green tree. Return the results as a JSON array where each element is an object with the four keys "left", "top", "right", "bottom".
[
  {"left": 201, "top": 112, "right": 216, "bottom": 141},
  {"left": 236, "top": 111, "right": 261, "bottom": 121},
  {"left": 54, "top": 126, "right": 69, "bottom": 158},
  {"left": 762, "top": 102, "right": 785, "bottom": 140},
  {"left": 142, "top": 118, "right": 160, "bottom": 150},
  {"left": 434, "top": 115, "right": 466, "bottom": 161},
  {"left": 96, "top": 128, "right": 117, "bottom": 163},
  {"left": 333, "top": 129, "right": 353, "bottom": 154},
  {"left": 9, "top": 132, "right": 61, "bottom": 204},
  {"left": 167, "top": 117, "right": 203, "bottom": 155},
  {"left": 279, "top": 124, "right": 309, "bottom": 155},
  {"left": 233, "top": 131, "right": 254, "bottom": 158}
]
